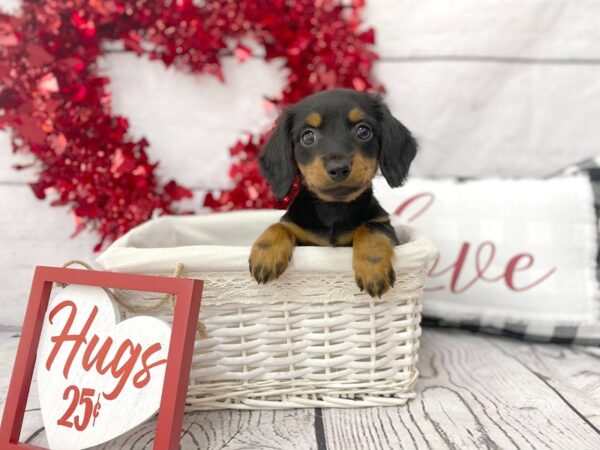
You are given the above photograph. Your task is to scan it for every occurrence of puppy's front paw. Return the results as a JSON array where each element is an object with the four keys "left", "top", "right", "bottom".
[
  {"left": 249, "top": 224, "right": 295, "bottom": 284},
  {"left": 354, "top": 255, "right": 396, "bottom": 298},
  {"left": 352, "top": 225, "right": 397, "bottom": 298}
]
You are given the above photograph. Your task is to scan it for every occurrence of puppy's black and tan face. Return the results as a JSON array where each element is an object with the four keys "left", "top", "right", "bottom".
[
  {"left": 259, "top": 89, "right": 417, "bottom": 201},
  {"left": 292, "top": 94, "right": 380, "bottom": 202}
]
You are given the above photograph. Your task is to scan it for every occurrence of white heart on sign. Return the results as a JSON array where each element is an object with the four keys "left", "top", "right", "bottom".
[{"left": 36, "top": 284, "right": 171, "bottom": 450}]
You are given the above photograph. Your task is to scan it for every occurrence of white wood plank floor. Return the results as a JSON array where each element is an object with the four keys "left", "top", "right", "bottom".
[{"left": 1, "top": 328, "right": 599, "bottom": 449}]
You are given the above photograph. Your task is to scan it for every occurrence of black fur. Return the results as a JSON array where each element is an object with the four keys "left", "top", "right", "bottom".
[
  {"left": 259, "top": 110, "right": 297, "bottom": 199},
  {"left": 283, "top": 186, "right": 399, "bottom": 245},
  {"left": 377, "top": 102, "right": 418, "bottom": 187}
]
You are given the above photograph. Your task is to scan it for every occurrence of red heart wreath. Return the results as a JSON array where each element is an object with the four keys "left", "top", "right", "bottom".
[{"left": 0, "top": 0, "right": 380, "bottom": 250}]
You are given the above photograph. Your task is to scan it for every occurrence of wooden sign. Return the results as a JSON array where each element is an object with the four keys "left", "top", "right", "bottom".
[
  {"left": 38, "top": 284, "right": 172, "bottom": 449},
  {"left": 0, "top": 266, "right": 203, "bottom": 450}
]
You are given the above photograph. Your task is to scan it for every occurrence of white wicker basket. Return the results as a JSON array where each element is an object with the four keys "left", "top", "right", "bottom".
[{"left": 97, "top": 210, "right": 437, "bottom": 409}]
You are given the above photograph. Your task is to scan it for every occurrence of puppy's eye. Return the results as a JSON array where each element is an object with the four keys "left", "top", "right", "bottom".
[
  {"left": 301, "top": 129, "right": 317, "bottom": 146},
  {"left": 356, "top": 124, "right": 372, "bottom": 141}
]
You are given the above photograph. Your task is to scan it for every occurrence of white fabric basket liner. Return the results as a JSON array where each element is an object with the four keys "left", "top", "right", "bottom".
[
  {"left": 97, "top": 210, "right": 438, "bottom": 409},
  {"left": 97, "top": 210, "right": 437, "bottom": 305}
]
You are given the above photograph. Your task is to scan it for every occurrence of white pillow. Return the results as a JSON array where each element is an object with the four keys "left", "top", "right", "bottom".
[{"left": 374, "top": 175, "right": 600, "bottom": 345}]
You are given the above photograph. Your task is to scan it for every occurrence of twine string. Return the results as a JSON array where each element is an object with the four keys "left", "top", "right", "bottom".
[{"left": 58, "top": 260, "right": 206, "bottom": 339}]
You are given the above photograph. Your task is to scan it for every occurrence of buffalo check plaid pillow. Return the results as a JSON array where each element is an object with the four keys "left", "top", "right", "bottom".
[{"left": 375, "top": 169, "right": 600, "bottom": 346}]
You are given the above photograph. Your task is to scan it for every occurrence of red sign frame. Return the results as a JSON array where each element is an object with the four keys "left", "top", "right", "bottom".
[{"left": 0, "top": 266, "right": 203, "bottom": 450}]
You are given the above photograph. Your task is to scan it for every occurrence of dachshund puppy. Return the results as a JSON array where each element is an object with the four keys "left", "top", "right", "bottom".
[{"left": 249, "top": 89, "right": 417, "bottom": 297}]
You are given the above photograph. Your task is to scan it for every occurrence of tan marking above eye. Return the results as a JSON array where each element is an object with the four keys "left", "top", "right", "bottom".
[
  {"left": 348, "top": 107, "right": 365, "bottom": 123},
  {"left": 306, "top": 112, "right": 322, "bottom": 128}
]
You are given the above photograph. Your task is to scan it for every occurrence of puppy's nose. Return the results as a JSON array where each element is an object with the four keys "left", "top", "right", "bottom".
[{"left": 326, "top": 161, "right": 351, "bottom": 182}]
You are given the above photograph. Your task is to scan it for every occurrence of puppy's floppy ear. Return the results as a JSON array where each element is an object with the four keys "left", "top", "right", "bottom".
[
  {"left": 378, "top": 101, "right": 417, "bottom": 188},
  {"left": 259, "top": 110, "right": 297, "bottom": 199}
]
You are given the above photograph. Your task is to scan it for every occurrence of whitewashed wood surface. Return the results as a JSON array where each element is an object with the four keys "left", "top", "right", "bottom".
[
  {"left": 0, "top": 328, "right": 598, "bottom": 449},
  {"left": 2, "top": 0, "right": 600, "bottom": 326}
]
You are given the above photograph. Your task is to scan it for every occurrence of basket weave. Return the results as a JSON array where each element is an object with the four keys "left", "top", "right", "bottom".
[{"left": 98, "top": 211, "right": 437, "bottom": 409}]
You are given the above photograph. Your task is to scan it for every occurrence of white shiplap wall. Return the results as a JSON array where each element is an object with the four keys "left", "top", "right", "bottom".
[{"left": 2, "top": 0, "right": 600, "bottom": 326}]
